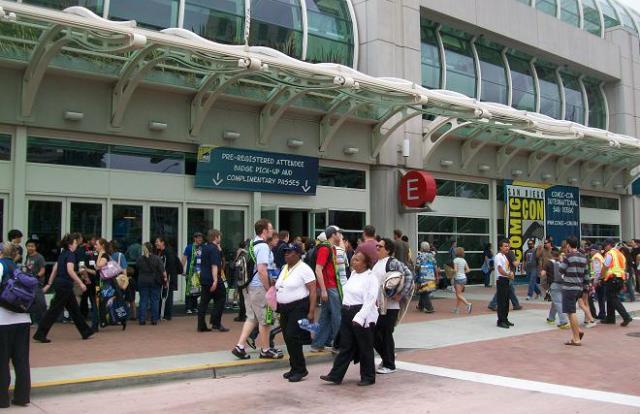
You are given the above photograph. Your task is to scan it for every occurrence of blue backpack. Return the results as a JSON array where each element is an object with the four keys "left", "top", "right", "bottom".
[
  {"left": 0, "top": 258, "right": 39, "bottom": 313},
  {"left": 109, "top": 296, "right": 130, "bottom": 330}
]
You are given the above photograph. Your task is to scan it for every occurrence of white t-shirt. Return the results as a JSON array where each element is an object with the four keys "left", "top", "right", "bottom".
[
  {"left": 372, "top": 257, "right": 400, "bottom": 310},
  {"left": 453, "top": 257, "right": 468, "bottom": 280},
  {"left": 0, "top": 262, "right": 32, "bottom": 326},
  {"left": 494, "top": 252, "right": 510, "bottom": 279},
  {"left": 249, "top": 237, "right": 274, "bottom": 289},
  {"left": 275, "top": 261, "right": 315, "bottom": 304}
]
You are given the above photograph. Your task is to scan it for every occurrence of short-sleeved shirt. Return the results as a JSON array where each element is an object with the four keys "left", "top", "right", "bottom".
[
  {"left": 54, "top": 250, "right": 76, "bottom": 290},
  {"left": 275, "top": 261, "right": 315, "bottom": 304},
  {"left": 524, "top": 249, "right": 538, "bottom": 273},
  {"left": 249, "top": 237, "right": 273, "bottom": 289},
  {"left": 453, "top": 257, "right": 468, "bottom": 280},
  {"left": 183, "top": 244, "right": 202, "bottom": 275},
  {"left": 24, "top": 253, "right": 46, "bottom": 284},
  {"left": 199, "top": 243, "right": 222, "bottom": 286},
  {"left": 494, "top": 252, "right": 510, "bottom": 278},
  {"left": 316, "top": 244, "right": 337, "bottom": 289}
]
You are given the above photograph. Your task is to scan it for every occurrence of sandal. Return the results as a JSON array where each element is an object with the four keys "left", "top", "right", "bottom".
[
  {"left": 564, "top": 340, "right": 582, "bottom": 346},
  {"left": 579, "top": 332, "right": 584, "bottom": 340}
]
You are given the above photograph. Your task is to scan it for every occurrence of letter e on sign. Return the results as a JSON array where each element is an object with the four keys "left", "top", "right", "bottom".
[{"left": 400, "top": 170, "right": 436, "bottom": 208}]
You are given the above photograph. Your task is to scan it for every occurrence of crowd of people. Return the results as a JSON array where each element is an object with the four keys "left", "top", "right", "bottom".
[{"left": 1, "top": 223, "right": 639, "bottom": 407}]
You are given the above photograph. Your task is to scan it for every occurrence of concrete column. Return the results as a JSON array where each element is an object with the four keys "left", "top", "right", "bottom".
[
  {"left": 620, "top": 195, "right": 635, "bottom": 241},
  {"left": 11, "top": 126, "right": 27, "bottom": 233},
  {"left": 251, "top": 192, "right": 262, "bottom": 227}
]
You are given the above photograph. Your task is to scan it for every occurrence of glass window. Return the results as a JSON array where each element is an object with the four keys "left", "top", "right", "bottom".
[
  {"left": 249, "top": 0, "right": 303, "bottom": 59},
  {"left": 435, "top": 179, "right": 488, "bottom": 200},
  {"left": 109, "top": 0, "right": 179, "bottom": 30},
  {"left": 441, "top": 29, "right": 476, "bottom": 97},
  {"left": 436, "top": 179, "right": 456, "bottom": 197},
  {"left": 183, "top": 0, "right": 244, "bottom": 45},
  {"left": 611, "top": 1, "right": 637, "bottom": 32},
  {"left": 477, "top": 42, "right": 508, "bottom": 104},
  {"left": 580, "top": 195, "right": 619, "bottom": 210},
  {"left": 0, "top": 134, "right": 11, "bottom": 161},
  {"left": 582, "top": 0, "right": 603, "bottom": 36},
  {"left": 516, "top": 0, "right": 532, "bottom": 4},
  {"left": 585, "top": 81, "right": 607, "bottom": 129},
  {"left": 508, "top": 55, "right": 536, "bottom": 112},
  {"left": 185, "top": 153, "right": 198, "bottom": 176},
  {"left": 560, "top": 0, "right": 580, "bottom": 26},
  {"left": 420, "top": 19, "right": 441, "bottom": 89},
  {"left": 562, "top": 73, "right": 585, "bottom": 124},
  {"left": 318, "top": 167, "right": 365, "bottom": 189},
  {"left": 0, "top": 199, "right": 3, "bottom": 245},
  {"left": 150, "top": 206, "right": 179, "bottom": 255},
  {"left": 261, "top": 208, "right": 278, "bottom": 229},
  {"left": 220, "top": 209, "right": 245, "bottom": 263},
  {"left": 108, "top": 146, "right": 184, "bottom": 174},
  {"left": 536, "top": 65, "right": 562, "bottom": 119},
  {"left": 305, "top": 0, "right": 354, "bottom": 65},
  {"left": 187, "top": 208, "right": 214, "bottom": 241},
  {"left": 598, "top": 0, "right": 620, "bottom": 28},
  {"left": 70, "top": 202, "right": 102, "bottom": 238},
  {"left": 112, "top": 205, "right": 143, "bottom": 263},
  {"left": 27, "top": 137, "right": 108, "bottom": 168},
  {"left": 497, "top": 218, "right": 506, "bottom": 243},
  {"left": 581, "top": 223, "right": 620, "bottom": 243},
  {"left": 28, "top": 200, "right": 62, "bottom": 262},
  {"left": 329, "top": 210, "right": 365, "bottom": 235},
  {"left": 536, "top": 0, "right": 557, "bottom": 16},
  {"left": 22, "top": 0, "right": 103, "bottom": 14}
]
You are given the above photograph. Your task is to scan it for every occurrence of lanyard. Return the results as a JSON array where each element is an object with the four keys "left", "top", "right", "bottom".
[{"left": 281, "top": 262, "right": 301, "bottom": 282}]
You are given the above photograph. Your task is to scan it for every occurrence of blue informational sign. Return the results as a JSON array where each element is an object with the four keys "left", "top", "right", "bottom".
[
  {"left": 195, "top": 146, "right": 319, "bottom": 195},
  {"left": 545, "top": 185, "right": 580, "bottom": 242}
]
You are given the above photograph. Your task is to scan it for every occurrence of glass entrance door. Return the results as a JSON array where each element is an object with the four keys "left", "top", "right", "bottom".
[
  {"left": 309, "top": 209, "right": 328, "bottom": 239},
  {"left": 150, "top": 206, "right": 180, "bottom": 255}
]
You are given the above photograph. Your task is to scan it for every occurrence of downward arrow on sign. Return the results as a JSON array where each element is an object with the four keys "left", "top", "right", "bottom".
[
  {"left": 301, "top": 180, "right": 311, "bottom": 193},
  {"left": 212, "top": 173, "right": 223, "bottom": 186}
]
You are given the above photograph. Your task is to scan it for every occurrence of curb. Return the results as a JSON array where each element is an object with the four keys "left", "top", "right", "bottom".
[{"left": 29, "top": 352, "right": 335, "bottom": 397}]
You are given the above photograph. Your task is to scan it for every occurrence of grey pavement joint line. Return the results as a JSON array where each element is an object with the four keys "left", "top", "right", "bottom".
[{"left": 395, "top": 361, "right": 640, "bottom": 408}]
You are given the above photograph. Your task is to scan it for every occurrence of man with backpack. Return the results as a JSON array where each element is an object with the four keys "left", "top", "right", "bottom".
[
  {"left": 231, "top": 219, "right": 281, "bottom": 359},
  {"left": 310, "top": 226, "right": 343, "bottom": 352},
  {"left": 372, "top": 238, "right": 414, "bottom": 374}
]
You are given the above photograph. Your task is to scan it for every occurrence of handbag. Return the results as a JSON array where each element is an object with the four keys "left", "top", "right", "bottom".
[{"left": 100, "top": 260, "right": 123, "bottom": 280}]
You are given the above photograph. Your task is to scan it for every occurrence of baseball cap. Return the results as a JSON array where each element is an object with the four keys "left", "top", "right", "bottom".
[
  {"left": 283, "top": 243, "right": 304, "bottom": 255},
  {"left": 603, "top": 238, "right": 616, "bottom": 247},
  {"left": 325, "top": 225, "right": 342, "bottom": 239},
  {"left": 192, "top": 232, "right": 204, "bottom": 239},
  {"left": 588, "top": 244, "right": 601, "bottom": 251}
]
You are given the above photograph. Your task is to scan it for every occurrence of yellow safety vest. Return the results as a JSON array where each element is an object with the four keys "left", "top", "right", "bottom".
[{"left": 605, "top": 249, "right": 626, "bottom": 281}]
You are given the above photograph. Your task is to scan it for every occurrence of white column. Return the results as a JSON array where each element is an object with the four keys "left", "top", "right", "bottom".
[{"left": 12, "top": 126, "right": 27, "bottom": 232}]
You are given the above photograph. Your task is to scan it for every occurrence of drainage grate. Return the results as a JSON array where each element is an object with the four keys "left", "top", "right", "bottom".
[{"left": 626, "top": 332, "right": 640, "bottom": 338}]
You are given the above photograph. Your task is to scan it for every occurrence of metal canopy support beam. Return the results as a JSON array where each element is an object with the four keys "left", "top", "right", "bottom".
[
  {"left": 21, "top": 25, "right": 70, "bottom": 117},
  {"left": 259, "top": 85, "right": 306, "bottom": 145},
  {"left": 556, "top": 156, "right": 581, "bottom": 181},
  {"left": 580, "top": 161, "right": 603, "bottom": 185},
  {"left": 461, "top": 129, "right": 490, "bottom": 170},
  {"left": 318, "top": 96, "right": 365, "bottom": 152},
  {"left": 371, "top": 107, "right": 422, "bottom": 158},
  {"left": 423, "top": 118, "right": 472, "bottom": 164},
  {"left": 190, "top": 71, "right": 251, "bottom": 137},
  {"left": 111, "top": 44, "right": 163, "bottom": 128},
  {"left": 603, "top": 164, "right": 627, "bottom": 188},
  {"left": 528, "top": 150, "right": 554, "bottom": 178},
  {"left": 497, "top": 145, "right": 520, "bottom": 174}
]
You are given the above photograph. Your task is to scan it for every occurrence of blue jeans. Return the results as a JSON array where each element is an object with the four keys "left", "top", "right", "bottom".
[
  {"left": 138, "top": 286, "right": 161, "bottom": 323},
  {"left": 312, "top": 288, "right": 341, "bottom": 348},
  {"left": 624, "top": 275, "right": 636, "bottom": 302},
  {"left": 547, "top": 283, "right": 568, "bottom": 324},
  {"left": 526, "top": 269, "right": 541, "bottom": 298},
  {"left": 482, "top": 271, "right": 491, "bottom": 287},
  {"left": 489, "top": 281, "right": 520, "bottom": 308}
]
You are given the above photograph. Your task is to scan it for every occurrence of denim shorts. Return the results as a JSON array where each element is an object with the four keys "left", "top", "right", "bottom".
[
  {"left": 454, "top": 277, "right": 467, "bottom": 286},
  {"left": 561, "top": 289, "right": 581, "bottom": 314}
]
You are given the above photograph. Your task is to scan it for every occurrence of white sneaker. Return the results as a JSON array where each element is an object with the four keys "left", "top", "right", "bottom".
[
  {"left": 584, "top": 321, "right": 597, "bottom": 329},
  {"left": 376, "top": 367, "right": 396, "bottom": 374}
]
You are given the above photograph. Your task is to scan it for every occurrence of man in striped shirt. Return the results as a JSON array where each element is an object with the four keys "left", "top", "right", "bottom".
[{"left": 559, "top": 236, "right": 588, "bottom": 346}]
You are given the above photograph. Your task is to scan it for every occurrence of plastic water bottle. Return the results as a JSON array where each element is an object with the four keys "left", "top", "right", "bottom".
[{"left": 298, "top": 318, "right": 319, "bottom": 335}]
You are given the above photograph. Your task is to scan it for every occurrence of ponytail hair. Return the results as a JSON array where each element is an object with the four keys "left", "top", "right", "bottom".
[
  {"left": 96, "top": 238, "right": 111, "bottom": 255},
  {"left": 142, "top": 242, "right": 154, "bottom": 258}
]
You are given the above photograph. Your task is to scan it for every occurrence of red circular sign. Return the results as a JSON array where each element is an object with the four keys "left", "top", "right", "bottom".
[{"left": 400, "top": 170, "right": 436, "bottom": 208}]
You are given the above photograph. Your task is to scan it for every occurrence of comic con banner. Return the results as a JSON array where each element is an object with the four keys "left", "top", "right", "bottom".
[
  {"left": 505, "top": 185, "right": 546, "bottom": 265},
  {"left": 545, "top": 185, "right": 580, "bottom": 243}
]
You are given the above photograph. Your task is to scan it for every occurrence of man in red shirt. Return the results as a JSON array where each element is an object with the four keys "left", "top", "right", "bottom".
[
  {"left": 310, "top": 226, "right": 342, "bottom": 352},
  {"left": 356, "top": 225, "right": 378, "bottom": 267}
]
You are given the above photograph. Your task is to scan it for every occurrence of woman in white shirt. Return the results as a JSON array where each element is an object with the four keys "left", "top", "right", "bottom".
[
  {"left": 275, "top": 243, "right": 316, "bottom": 383},
  {"left": 0, "top": 244, "right": 31, "bottom": 408},
  {"left": 321, "top": 251, "right": 379, "bottom": 386},
  {"left": 452, "top": 247, "right": 472, "bottom": 314}
]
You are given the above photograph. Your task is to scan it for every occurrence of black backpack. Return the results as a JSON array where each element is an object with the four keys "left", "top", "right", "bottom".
[
  {"left": 239, "top": 240, "right": 266, "bottom": 289},
  {"left": 304, "top": 243, "right": 332, "bottom": 269}
]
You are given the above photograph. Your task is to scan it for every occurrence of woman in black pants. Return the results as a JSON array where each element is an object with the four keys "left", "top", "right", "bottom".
[
  {"left": 0, "top": 244, "right": 31, "bottom": 408},
  {"left": 321, "top": 251, "right": 379, "bottom": 386},
  {"left": 275, "top": 243, "right": 317, "bottom": 382},
  {"left": 34, "top": 234, "right": 93, "bottom": 343}
]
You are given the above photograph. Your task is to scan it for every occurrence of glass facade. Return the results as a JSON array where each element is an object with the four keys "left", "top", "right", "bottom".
[
  {"left": 108, "top": 146, "right": 185, "bottom": 174},
  {"left": 183, "top": 0, "right": 245, "bottom": 45},
  {"left": 0, "top": 134, "right": 11, "bottom": 161},
  {"left": 150, "top": 206, "right": 179, "bottom": 254},
  {"left": 585, "top": 81, "right": 607, "bottom": 129},
  {"left": 477, "top": 42, "right": 508, "bottom": 104},
  {"left": 187, "top": 208, "right": 214, "bottom": 241},
  {"left": 536, "top": 0, "right": 557, "bottom": 16},
  {"left": 23, "top": 0, "right": 103, "bottom": 14},
  {"left": 436, "top": 180, "right": 489, "bottom": 200},
  {"left": 112, "top": 205, "right": 143, "bottom": 263},
  {"left": 109, "top": 0, "right": 179, "bottom": 30},
  {"left": 598, "top": 0, "right": 621, "bottom": 29},
  {"left": 580, "top": 195, "right": 619, "bottom": 210},
  {"left": 420, "top": 20, "right": 441, "bottom": 90},
  {"left": 305, "top": 0, "right": 354, "bottom": 65},
  {"left": 329, "top": 210, "right": 365, "bottom": 244},
  {"left": 508, "top": 55, "right": 536, "bottom": 112},
  {"left": 220, "top": 209, "right": 245, "bottom": 263},
  {"left": 582, "top": 0, "right": 604, "bottom": 36},
  {"left": 536, "top": 64, "right": 562, "bottom": 119},
  {"left": 441, "top": 29, "right": 476, "bottom": 97},
  {"left": 28, "top": 200, "right": 62, "bottom": 262},
  {"left": 563, "top": 74, "right": 585, "bottom": 124},
  {"left": 27, "top": 138, "right": 108, "bottom": 168},
  {"left": 317, "top": 167, "right": 366, "bottom": 189},
  {"left": 70, "top": 202, "right": 102, "bottom": 238},
  {"left": 581, "top": 223, "right": 620, "bottom": 243},
  {"left": 560, "top": 0, "right": 580, "bottom": 27},
  {"left": 249, "top": 0, "right": 304, "bottom": 59}
]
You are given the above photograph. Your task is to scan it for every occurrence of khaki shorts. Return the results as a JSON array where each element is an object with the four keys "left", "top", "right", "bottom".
[{"left": 245, "top": 285, "right": 267, "bottom": 325}]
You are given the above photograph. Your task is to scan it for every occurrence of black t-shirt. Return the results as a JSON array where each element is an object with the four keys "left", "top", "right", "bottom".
[
  {"left": 54, "top": 250, "right": 76, "bottom": 290},
  {"left": 200, "top": 243, "right": 222, "bottom": 286}
]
